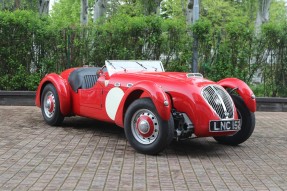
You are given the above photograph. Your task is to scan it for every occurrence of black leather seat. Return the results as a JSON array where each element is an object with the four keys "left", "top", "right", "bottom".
[{"left": 68, "top": 67, "right": 101, "bottom": 92}]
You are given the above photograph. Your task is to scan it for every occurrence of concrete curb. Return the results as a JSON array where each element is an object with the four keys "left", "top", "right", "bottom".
[
  {"left": 256, "top": 97, "right": 287, "bottom": 112},
  {"left": 0, "top": 91, "right": 36, "bottom": 106},
  {"left": 0, "top": 91, "right": 286, "bottom": 112}
]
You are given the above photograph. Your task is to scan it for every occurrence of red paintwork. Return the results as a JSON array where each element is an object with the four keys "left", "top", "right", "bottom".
[
  {"left": 114, "top": 80, "right": 171, "bottom": 128},
  {"left": 217, "top": 78, "right": 256, "bottom": 112},
  {"left": 35, "top": 67, "right": 256, "bottom": 138},
  {"left": 35, "top": 72, "right": 73, "bottom": 116}
]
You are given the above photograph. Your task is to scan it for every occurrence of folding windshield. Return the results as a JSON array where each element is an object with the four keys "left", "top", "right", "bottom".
[{"left": 105, "top": 60, "right": 165, "bottom": 76}]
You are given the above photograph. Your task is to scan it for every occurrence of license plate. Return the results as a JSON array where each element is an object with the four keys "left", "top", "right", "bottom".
[{"left": 209, "top": 120, "right": 241, "bottom": 132}]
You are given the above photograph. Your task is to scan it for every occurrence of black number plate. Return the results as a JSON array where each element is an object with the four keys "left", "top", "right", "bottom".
[{"left": 209, "top": 120, "right": 241, "bottom": 132}]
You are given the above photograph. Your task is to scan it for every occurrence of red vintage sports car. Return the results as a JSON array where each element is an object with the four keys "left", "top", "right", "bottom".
[{"left": 35, "top": 60, "right": 256, "bottom": 154}]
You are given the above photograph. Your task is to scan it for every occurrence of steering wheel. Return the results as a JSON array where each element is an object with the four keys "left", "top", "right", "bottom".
[
  {"left": 96, "top": 65, "right": 107, "bottom": 78},
  {"left": 101, "top": 65, "right": 107, "bottom": 72}
]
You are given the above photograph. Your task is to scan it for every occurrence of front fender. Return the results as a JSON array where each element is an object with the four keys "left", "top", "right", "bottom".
[
  {"left": 217, "top": 78, "right": 256, "bottom": 112},
  {"left": 114, "top": 81, "right": 171, "bottom": 127},
  {"left": 35, "top": 73, "right": 71, "bottom": 115}
]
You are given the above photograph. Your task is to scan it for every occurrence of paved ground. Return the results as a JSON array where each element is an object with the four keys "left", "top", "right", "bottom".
[{"left": 0, "top": 106, "right": 286, "bottom": 191}]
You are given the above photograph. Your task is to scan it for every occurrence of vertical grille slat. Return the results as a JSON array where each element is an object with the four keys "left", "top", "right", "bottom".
[
  {"left": 84, "top": 75, "right": 97, "bottom": 89},
  {"left": 202, "top": 85, "right": 234, "bottom": 119}
]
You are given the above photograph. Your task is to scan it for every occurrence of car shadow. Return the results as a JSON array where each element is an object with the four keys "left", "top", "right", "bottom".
[
  {"left": 55, "top": 117, "right": 239, "bottom": 158},
  {"left": 58, "top": 116, "right": 126, "bottom": 138},
  {"left": 166, "top": 138, "right": 236, "bottom": 157}
]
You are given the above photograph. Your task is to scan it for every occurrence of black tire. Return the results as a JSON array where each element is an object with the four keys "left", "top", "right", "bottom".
[
  {"left": 213, "top": 95, "right": 255, "bottom": 145},
  {"left": 124, "top": 98, "right": 174, "bottom": 155},
  {"left": 41, "top": 84, "right": 64, "bottom": 126}
]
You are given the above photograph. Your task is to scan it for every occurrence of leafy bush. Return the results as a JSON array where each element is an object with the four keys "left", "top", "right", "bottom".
[{"left": 0, "top": 6, "right": 287, "bottom": 97}]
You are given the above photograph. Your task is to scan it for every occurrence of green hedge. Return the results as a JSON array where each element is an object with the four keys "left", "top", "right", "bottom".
[
  {"left": 0, "top": 11, "right": 63, "bottom": 90},
  {"left": 0, "top": 10, "right": 287, "bottom": 97},
  {"left": 0, "top": 11, "right": 190, "bottom": 90}
]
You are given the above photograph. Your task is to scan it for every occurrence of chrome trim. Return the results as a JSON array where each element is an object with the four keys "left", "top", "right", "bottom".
[
  {"left": 164, "top": 100, "right": 169, "bottom": 106},
  {"left": 114, "top": 82, "right": 121, "bottom": 87},
  {"left": 127, "top": 83, "right": 133, "bottom": 87},
  {"left": 202, "top": 85, "right": 234, "bottom": 119},
  {"left": 186, "top": 73, "right": 203, "bottom": 78}
]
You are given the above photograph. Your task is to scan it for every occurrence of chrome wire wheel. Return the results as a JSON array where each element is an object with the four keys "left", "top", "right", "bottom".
[
  {"left": 131, "top": 109, "right": 159, "bottom": 145},
  {"left": 43, "top": 91, "right": 56, "bottom": 118}
]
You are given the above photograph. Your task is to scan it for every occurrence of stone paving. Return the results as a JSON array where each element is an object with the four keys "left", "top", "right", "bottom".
[{"left": 0, "top": 106, "right": 286, "bottom": 191}]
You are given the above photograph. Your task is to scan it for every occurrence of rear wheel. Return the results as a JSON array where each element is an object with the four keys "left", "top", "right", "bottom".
[
  {"left": 41, "top": 84, "right": 64, "bottom": 126},
  {"left": 213, "top": 95, "right": 255, "bottom": 145},
  {"left": 124, "top": 98, "right": 174, "bottom": 155}
]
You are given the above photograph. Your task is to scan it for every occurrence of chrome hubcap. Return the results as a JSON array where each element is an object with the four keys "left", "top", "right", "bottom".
[
  {"left": 131, "top": 109, "right": 159, "bottom": 145},
  {"left": 138, "top": 120, "right": 150, "bottom": 134}
]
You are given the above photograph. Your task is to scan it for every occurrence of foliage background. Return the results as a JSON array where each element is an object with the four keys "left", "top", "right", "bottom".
[{"left": 0, "top": 0, "right": 287, "bottom": 97}]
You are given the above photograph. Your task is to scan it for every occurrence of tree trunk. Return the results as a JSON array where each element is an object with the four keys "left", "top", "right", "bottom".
[
  {"left": 140, "top": 0, "right": 162, "bottom": 15},
  {"left": 14, "top": 0, "right": 20, "bottom": 9},
  {"left": 155, "top": 0, "right": 162, "bottom": 15},
  {"left": 255, "top": 0, "right": 271, "bottom": 35},
  {"left": 185, "top": 0, "right": 194, "bottom": 26},
  {"left": 39, "top": 0, "right": 49, "bottom": 15},
  {"left": 184, "top": 0, "right": 200, "bottom": 72},
  {"left": 94, "top": 0, "right": 106, "bottom": 23},
  {"left": 81, "top": 0, "right": 89, "bottom": 25}
]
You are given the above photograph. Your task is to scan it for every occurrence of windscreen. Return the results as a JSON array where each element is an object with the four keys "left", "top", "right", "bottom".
[{"left": 105, "top": 60, "right": 165, "bottom": 76}]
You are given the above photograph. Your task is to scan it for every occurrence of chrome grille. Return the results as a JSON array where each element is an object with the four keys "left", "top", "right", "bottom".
[{"left": 202, "top": 85, "right": 234, "bottom": 119}]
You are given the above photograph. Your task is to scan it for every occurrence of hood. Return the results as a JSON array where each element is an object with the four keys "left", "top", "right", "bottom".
[{"left": 109, "top": 71, "right": 215, "bottom": 90}]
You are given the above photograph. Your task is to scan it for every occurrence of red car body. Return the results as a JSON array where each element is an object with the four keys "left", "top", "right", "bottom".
[{"left": 36, "top": 60, "right": 256, "bottom": 154}]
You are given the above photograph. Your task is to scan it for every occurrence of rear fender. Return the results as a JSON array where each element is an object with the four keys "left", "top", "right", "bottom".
[
  {"left": 35, "top": 73, "right": 71, "bottom": 115},
  {"left": 217, "top": 78, "right": 256, "bottom": 112},
  {"left": 114, "top": 81, "right": 171, "bottom": 127}
]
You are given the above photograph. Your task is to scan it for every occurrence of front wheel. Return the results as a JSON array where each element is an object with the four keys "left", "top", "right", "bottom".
[
  {"left": 124, "top": 98, "right": 174, "bottom": 155},
  {"left": 213, "top": 95, "right": 255, "bottom": 145},
  {"left": 41, "top": 84, "right": 64, "bottom": 126}
]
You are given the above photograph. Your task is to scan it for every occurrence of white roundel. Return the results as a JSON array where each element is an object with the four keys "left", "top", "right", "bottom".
[{"left": 105, "top": 87, "right": 124, "bottom": 120}]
